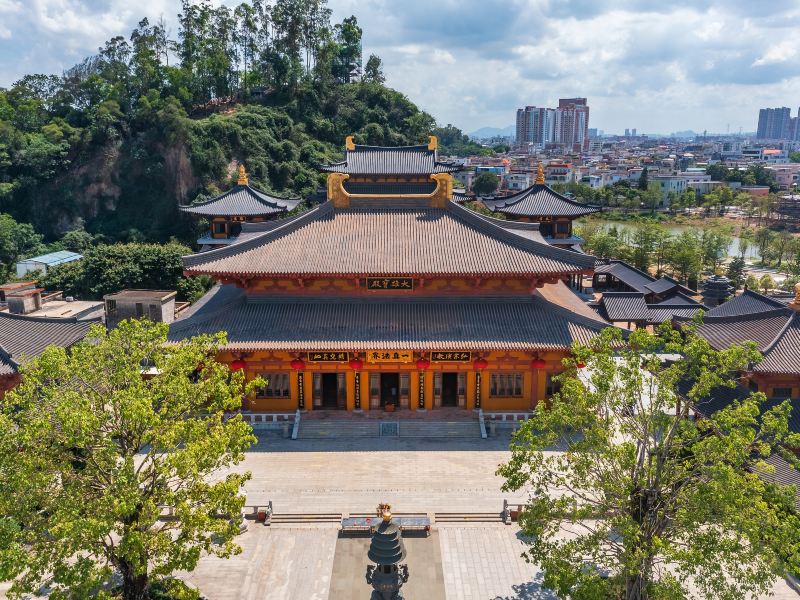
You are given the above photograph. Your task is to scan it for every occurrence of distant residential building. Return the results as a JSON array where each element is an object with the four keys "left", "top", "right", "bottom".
[
  {"left": 588, "top": 128, "right": 598, "bottom": 138},
  {"left": 515, "top": 98, "right": 589, "bottom": 151},
  {"left": 757, "top": 107, "right": 791, "bottom": 140},
  {"left": 651, "top": 175, "right": 688, "bottom": 206},
  {"left": 632, "top": 128, "right": 637, "bottom": 137},
  {"left": 16, "top": 251, "right": 82, "bottom": 278},
  {"left": 624, "top": 128, "right": 630, "bottom": 137},
  {"left": 505, "top": 172, "right": 531, "bottom": 191}
]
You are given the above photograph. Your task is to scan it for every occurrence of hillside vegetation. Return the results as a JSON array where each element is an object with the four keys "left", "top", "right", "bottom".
[{"left": 0, "top": 0, "right": 481, "bottom": 258}]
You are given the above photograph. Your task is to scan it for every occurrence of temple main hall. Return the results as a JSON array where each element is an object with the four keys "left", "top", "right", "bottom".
[{"left": 169, "top": 136, "right": 611, "bottom": 412}]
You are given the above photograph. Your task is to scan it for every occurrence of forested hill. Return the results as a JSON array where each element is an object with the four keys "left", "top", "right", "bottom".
[{"left": 0, "top": 0, "right": 485, "bottom": 247}]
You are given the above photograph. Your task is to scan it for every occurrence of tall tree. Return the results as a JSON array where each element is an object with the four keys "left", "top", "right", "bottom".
[
  {"left": 498, "top": 325, "right": 800, "bottom": 600},
  {"left": 0, "top": 320, "right": 259, "bottom": 600}
]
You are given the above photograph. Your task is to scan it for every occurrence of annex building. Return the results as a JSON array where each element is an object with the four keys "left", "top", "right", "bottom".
[{"left": 169, "top": 136, "right": 612, "bottom": 412}]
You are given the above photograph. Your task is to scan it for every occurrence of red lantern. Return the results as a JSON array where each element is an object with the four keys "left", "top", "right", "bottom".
[
  {"left": 530, "top": 357, "right": 547, "bottom": 370},
  {"left": 290, "top": 358, "right": 306, "bottom": 370},
  {"left": 229, "top": 359, "right": 247, "bottom": 372},
  {"left": 576, "top": 362, "right": 587, "bottom": 369},
  {"left": 349, "top": 357, "right": 364, "bottom": 370},
  {"left": 415, "top": 357, "right": 431, "bottom": 370},
  {"left": 473, "top": 357, "right": 489, "bottom": 370}
]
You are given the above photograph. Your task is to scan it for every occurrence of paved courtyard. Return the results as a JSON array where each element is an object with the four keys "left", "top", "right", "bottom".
[
  {"left": 221, "top": 431, "right": 528, "bottom": 514},
  {"left": 2, "top": 432, "right": 799, "bottom": 599}
]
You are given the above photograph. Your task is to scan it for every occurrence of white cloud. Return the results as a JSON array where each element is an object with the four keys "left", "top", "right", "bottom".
[{"left": 1, "top": 0, "right": 800, "bottom": 134}]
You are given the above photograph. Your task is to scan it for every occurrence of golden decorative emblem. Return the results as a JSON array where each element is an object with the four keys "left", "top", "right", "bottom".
[
  {"left": 535, "top": 163, "right": 545, "bottom": 185},
  {"left": 237, "top": 164, "right": 248, "bottom": 186}
]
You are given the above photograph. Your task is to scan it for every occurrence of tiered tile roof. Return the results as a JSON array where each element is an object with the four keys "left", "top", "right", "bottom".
[
  {"left": 169, "top": 284, "right": 613, "bottom": 352},
  {"left": 480, "top": 184, "right": 600, "bottom": 218},
  {"left": 321, "top": 143, "right": 461, "bottom": 175},
  {"left": 182, "top": 200, "right": 596, "bottom": 277},
  {"left": 179, "top": 184, "right": 301, "bottom": 217}
]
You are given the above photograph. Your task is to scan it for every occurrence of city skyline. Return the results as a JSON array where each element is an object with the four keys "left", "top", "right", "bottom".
[{"left": 2, "top": 1, "right": 800, "bottom": 133}]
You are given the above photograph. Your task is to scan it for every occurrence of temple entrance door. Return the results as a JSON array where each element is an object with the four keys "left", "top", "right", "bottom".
[
  {"left": 321, "top": 373, "right": 340, "bottom": 409},
  {"left": 380, "top": 373, "right": 400, "bottom": 407},
  {"left": 441, "top": 373, "right": 459, "bottom": 407}
]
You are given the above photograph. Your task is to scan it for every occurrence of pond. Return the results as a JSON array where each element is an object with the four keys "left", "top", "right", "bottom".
[{"left": 583, "top": 220, "right": 760, "bottom": 261}]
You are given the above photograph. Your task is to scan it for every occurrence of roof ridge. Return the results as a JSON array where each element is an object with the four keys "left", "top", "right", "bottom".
[
  {"left": 183, "top": 203, "right": 329, "bottom": 268},
  {"left": 488, "top": 183, "right": 600, "bottom": 210},
  {"left": 533, "top": 291, "right": 621, "bottom": 333},
  {"left": 0, "top": 312, "right": 99, "bottom": 325},
  {"left": 352, "top": 144, "right": 431, "bottom": 151},
  {"left": 446, "top": 202, "right": 595, "bottom": 270},
  {"left": 698, "top": 307, "right": 792, "bottom": 324},
  {"left": 179, "top": 184, "right": 299, "bottom": 210},
  {"left": 761, "top": 311, "right": 799, "bottom": 354}
]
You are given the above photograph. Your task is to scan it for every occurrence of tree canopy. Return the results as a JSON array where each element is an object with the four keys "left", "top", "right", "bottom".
[
  {"left": 0, "top": 320, "right": 259, "bottom": 600},
  {"left": 499, "top": 325, "right": 800, "bottom": 600}
]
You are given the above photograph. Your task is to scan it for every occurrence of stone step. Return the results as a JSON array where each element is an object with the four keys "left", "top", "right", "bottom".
[
  {"left": 433, "top": 512, "right": 504, "bottom": 523},
  {"left": 295, "top": 420, "right": 481, "bottom": 439},
  {"left": 296, "top": 422, "right": 381, "bottom": 439},
  {"left": 270, "top": 513, "right": 342, "bottom": 523},
  {"left": 397, "top": 421, "right": 479, "bottom": 439}
]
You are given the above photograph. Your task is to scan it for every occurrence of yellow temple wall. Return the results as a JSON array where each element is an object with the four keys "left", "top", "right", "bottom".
[
  {"left": 222, "top": 349, "right": 568, "bottom": 412},
  {"left": 246, "top": 277, "right": 540, "bottom": 297}
]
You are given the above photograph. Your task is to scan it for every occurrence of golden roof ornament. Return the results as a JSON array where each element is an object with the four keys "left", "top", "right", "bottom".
[
  {"left": 535, "top": 163, "right": 545, "bottom": 185},
  {"left": 345, "top": 135, "right": 355, "bottom": 151},
  {"left": 377, "top": 502, "right": 392, "bottom": 522},
  {"left": 792, "top": 282, "right": 800, "bottom": 306},
  {"left": 237, "top": 164, "right": 248, "bottom": 186}
]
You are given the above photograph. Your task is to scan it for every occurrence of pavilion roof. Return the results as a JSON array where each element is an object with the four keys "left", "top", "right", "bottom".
[
  {"left": 179, "top": 184, "right": 301, "bottom": 217},
  {"left": 480, "top": 184, "right": 600, "bottom": 218},
  {"left": 182, "top": 199, "right": 596, "bottom": 278},
  {"left": 320, "top": 144, "right": 461, "bottom": 176},
  {"left": 168, "top": 283, "right": 618, "bottom": 352}
]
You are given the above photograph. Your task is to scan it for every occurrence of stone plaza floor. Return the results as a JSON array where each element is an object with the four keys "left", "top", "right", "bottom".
[{"left": 2, "top": 432, "right": 799, "bottom": 599}]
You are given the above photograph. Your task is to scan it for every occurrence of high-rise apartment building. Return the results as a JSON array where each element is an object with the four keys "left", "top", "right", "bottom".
[
  {"left": 756, "top": 107, "right": 792, "bottom": 139},
  {"left": 515, "top": 98, "right": 589, "bottom": 151}
]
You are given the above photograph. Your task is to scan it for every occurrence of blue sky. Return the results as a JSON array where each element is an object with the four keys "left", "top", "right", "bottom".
[{"left": 2, "top": 0, "right": 800, "bottom": 134}]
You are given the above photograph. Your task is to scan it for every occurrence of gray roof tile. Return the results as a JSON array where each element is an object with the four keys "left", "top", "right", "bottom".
[
  {"left": 168, "top": 285, "right": 617, "bottom": 352},
  {"left": 599, "top": 292, "right": 651, "bottom": 321},
  {"left": 481, "top": 184, "right": 600, "bottom": 218},
  {"left": 321, "top": 144, "right": 461, "bottom": 175},
  {"left": 705, "top": 290, "right": 787, "bottom": 317},
  {"left": 183, "top": 201, "right": 596, "bottom": 277},
  {"left": 180, "top": 184, "right": 301, "bottom": 216},
  {"left": 0, "top": 312, "right": 97, "bottom": 372}
]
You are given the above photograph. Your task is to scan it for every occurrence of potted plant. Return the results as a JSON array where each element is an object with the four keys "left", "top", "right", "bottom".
[{"left": 385, "top": 403, "right": 396, "bottom": 413}]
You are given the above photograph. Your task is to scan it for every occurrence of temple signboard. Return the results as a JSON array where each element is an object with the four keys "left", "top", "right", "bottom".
[
  {"left": 430, "top": 351, "right": 471, "bottom": 362},
  {"left": 367, "top": 350, "right": 413, "bottom": 363},
  {"left": 366, "top": 277, "right": 414, "bottom": 291},
  {"left": 307, "top": 351, "right": 349, "bottom": 362}
]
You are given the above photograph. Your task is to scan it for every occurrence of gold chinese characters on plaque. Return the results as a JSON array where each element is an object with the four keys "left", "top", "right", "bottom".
[
  {"left": 366, "top": 350, "right": 413, "bottom": 363},
  {"left": 365, "top": 277, "right": 414, "bottom": 291},
  {"left": 430, "top": 351, "right": 472, "bottom": 362},
  {"left": 306, "top": 351, "right": 349, "bottom": 362}
]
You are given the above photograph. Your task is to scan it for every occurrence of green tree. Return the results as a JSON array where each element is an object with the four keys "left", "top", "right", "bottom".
[
  {"left": 665, "top": 231, "right": 702, "bottom": 284},
  {"left": 759, "top": 273, "right": 775, "bottom": 294},
  {"left": 630, "top": 223, "right": 659, "bottom": 271},
  {"left": 472, "top": 172, "right": 499, "bottom": 196},
  {"left": 0, "top": 213, "right": 43, "bottom": 278},
  {"left": 40, "top": 242, "right": 210, "bottom": 301},
  {"left": 0, "top": 320, "right": 259, "bottom": 599},
  {"left": 362, "top": 53, "right": 385, "bottom": 84},
  {"left": 726, "top": 256, "right": 746, "bottom": 288},
  {"left": 637, "top": 165, "right": 648, "bottom": 190},
  {"left": 745, "top": 273, "right": 760, "bottom": 291},
  {"left": 498, "top": 325, "right": 800, "bottom": 600}
]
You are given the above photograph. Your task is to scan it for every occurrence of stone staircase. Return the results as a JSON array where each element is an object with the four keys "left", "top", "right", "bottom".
[
  {"left": 295, "top": 419, "right": 480, "bottom": 440},
  {"left": 434, "top": 511, "right": 506, "bottom": 523},
  {"left": 398, "top": 421, "right": 480, "bottom": 439},
  {"left": 269, "top": 512, "right": 342, "bottom": 524}
]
